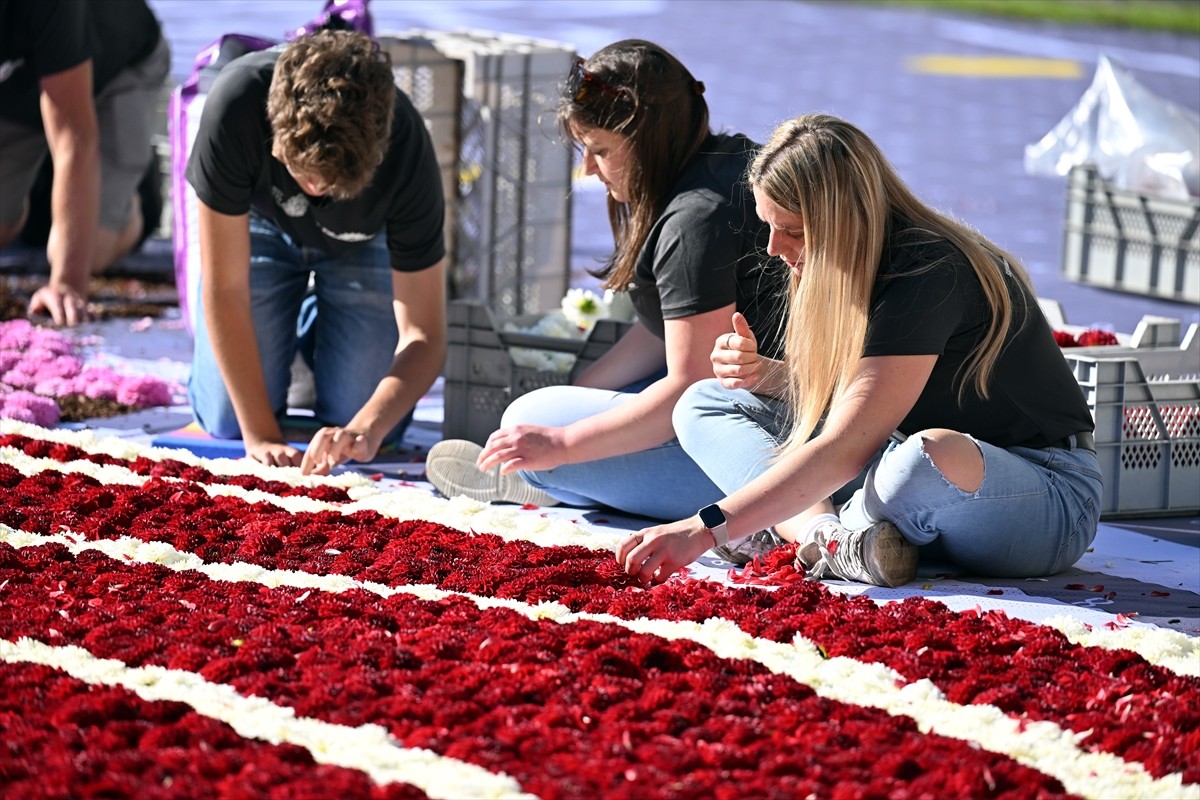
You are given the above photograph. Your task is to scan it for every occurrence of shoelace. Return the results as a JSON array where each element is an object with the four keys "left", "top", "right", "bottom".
[{"left": 800, "top": 523, "right": 864, "bottom": 582}]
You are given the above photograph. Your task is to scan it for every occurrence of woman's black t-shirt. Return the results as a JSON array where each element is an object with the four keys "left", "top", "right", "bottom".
[
  {"left": 627, "top": 132, "right": 789, "bottom": 359},
  {"left": 865, "top": 220, "right": 1094, "bottom": 449}
]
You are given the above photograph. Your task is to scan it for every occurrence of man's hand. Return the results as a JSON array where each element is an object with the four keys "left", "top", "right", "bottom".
[
  {"left": 301, "top": 426, "right": 376, "bottom": 475},
  {"left": 28, "top": 282, "right": 91, "bottom": 326},
  {"left": 616, "top": 516, "right": 716, "bottom": 585},
  {"left": 245, "top": 439, "right": 303, "bottom": 469}
]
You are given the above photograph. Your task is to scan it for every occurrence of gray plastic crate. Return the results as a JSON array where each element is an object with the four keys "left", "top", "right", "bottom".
[
  {"left": 1062, "top": 316, "right": 1199, "bottom": 518},
  {"left": 392, "top": 28, "right": 576, "bottom": 317},
  {"left": 378, "top": 35, "right": 463, "bottom": 272},
  {"left": 1062, "top": 164, "right": 1200, "bottom": 303},
  {"left": 443, "top": 301, "right": 634, "bottom": 444}
]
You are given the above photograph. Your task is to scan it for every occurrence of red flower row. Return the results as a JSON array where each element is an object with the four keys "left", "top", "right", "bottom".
[
  {"left": 0, "top": 660, "right": 427, "bottom": 800},
  {"left": 0, "top": 433, "right": 352, "bottom": 503},
  {"left": 1053, "top": 329, "right": 1120, "bottom": 348},
  {"left": 0, "top": 542, "right": 1072, "bottom": 798},
  {"left": 2, "top": 460, "right": 1196, "bottom": 781}
]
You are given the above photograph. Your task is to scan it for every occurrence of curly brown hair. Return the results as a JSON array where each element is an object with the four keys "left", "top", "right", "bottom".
[{"left": 267, "top": 30, "right": 395, "bottom": 200}]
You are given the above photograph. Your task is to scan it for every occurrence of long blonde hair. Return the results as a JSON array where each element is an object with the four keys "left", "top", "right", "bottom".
[{"left": 748, "top": 114, "right": 1032, "bottom": 455}]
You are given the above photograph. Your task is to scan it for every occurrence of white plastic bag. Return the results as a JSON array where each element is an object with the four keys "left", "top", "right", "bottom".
[{"left": 1024, "top": 55, "right": 1200, "bottom": 199}]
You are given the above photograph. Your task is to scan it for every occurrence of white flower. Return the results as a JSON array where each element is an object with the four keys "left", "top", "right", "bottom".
[{"left": 560, "top": 288, "right": 611, "bottom": 331}]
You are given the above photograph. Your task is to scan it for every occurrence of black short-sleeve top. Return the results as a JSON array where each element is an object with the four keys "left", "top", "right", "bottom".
[
  {"left": 866, "top": 220, "right": 1094, "bottom": 449},
  {"left": 627, "top": 133, "right": 788, "bottom": 359},
  {"left": 0, "top": 0, "right": 161, "bottom": 129},
  {"left": 185, "top": 47, "right": 446, "bottom": 272}
]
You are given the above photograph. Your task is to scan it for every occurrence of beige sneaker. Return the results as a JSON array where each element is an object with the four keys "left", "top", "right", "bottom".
[
  {"left": 797, "top": 520, "right": 917, "bottom": 587},
  {"left": 425, "top": 439, "right": 560, "bottom": 507}
]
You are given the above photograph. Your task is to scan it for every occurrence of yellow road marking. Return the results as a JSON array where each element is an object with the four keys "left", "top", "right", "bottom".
[{"left": 908, "top": 55, "right": 1083, "bottom": 78}]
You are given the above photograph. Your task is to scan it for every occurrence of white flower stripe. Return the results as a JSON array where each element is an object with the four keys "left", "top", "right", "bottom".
[
  {"left": 0, "top": 637, "right": 536, "bottom": 800},
  {"left": 3, "top": 525, "right": 1193, "bottom": 800},
  {"left": 5, "top": 439, "right": 1196, "bottom": 676},
  {"left": 0, "top": 443, "right": 627, "bottom": 553}
]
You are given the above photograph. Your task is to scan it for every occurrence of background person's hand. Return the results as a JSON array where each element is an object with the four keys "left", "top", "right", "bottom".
[
  {"left": 477, "top": 424, "right": 567, "bottom": 474},
  {"left": 301, "top": 426, "right": 375, "bottom": 475},
  {"left": 28, "top": 283, "right": 91, "bottom": 327},
  {"left": 711, "top": 312, "right": 762, "bottom": 390},
  {"left": 616, "top": 516, "right": 716, "bottom": 585},
  {"left": 245, "top": 439, "right": 304, "bottom": 469}
]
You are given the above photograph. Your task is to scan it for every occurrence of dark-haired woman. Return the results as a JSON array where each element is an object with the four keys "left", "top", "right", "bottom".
[{"left": 427, "top": 39, "right": 788, "bottom": 541}]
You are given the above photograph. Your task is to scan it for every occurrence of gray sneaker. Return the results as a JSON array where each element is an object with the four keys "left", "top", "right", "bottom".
[
  {"left": 710, "top": 529, "right": 787, "bottom": 566},
  {"left": 797, "top": 520, "right": 917, "bottom": 587},
  {"left": 425, "top": 439, "right": 561, "bottom": 507}
]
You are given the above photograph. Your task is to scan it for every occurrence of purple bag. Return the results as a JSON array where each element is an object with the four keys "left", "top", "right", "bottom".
[{"left": 169, "top": 1, "right": 374, "bottom": 335}]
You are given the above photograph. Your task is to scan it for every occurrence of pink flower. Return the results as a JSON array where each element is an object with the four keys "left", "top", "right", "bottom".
[
  {"left": 0, "top": 389, "right": 60, "bottom": 426},
  {"left": 79, "top": 368, "right": 122, "bottom": 401},
  {"left": 115, "top": 375, "right": 174, "bottom": 407}
]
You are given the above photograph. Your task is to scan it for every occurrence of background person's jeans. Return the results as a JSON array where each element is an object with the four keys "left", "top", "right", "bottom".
[
  {"left": 189, "top": 213, "right": 410, "bottom": 443},
  {"left": 674, "top": 379, "right": 1103, "bottom": 578},
  {"left": 501, "top": 381, "right": 723, "bottom": 521}
]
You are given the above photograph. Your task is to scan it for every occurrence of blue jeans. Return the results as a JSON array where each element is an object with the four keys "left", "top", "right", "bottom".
[
  {"left": 674, "top": 379, "right": 1104, "bottom": 578},
  {"left": 502, "top": 383, "right": 724, "bottom": 520},
  {"left": 189, "top": 213, "right": 409, "bottom": 442}
]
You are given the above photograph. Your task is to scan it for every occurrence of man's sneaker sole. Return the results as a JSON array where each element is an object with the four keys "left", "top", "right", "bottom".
[
  {"left": 861, "top": 521, "right": 918, "bottom": 587},
  {"left": 425, "top": 439, "right": 560, "bottom": 507}
]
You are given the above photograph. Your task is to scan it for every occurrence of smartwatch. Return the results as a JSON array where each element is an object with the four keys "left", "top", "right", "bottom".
[{"left": 698, "top": 503, "right": 730, "bottom": 546}]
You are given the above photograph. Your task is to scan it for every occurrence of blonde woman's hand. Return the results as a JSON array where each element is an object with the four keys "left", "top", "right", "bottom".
[
  {"left": 711, "top": 312, "right": 763, "bottom": 391},
  {"left": 616, "top": 516, "right": 715, "bottom": 585}
]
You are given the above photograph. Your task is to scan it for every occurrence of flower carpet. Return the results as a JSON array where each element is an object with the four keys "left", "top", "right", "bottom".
[{"left": 1, "top": 420, "right": 1198, "bottom": 799}]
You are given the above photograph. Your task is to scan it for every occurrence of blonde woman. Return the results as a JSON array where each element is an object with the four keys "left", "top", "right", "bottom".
[{"left": 619, "top": 113, "right": 1102, "bottom": 587}]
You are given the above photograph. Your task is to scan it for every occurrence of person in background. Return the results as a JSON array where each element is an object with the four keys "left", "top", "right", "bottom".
[
  {"left": 619, "top": 113, "right": 1102, "bottom": 588},
  {"left": 185, "top": 29, "right": 446, "bottom": 474},
  {"left": 426, "top": 39, "right": 789, "bottom": 555},
  {"left": 0, "top": 0, "right": 169, "bottom": 326}
]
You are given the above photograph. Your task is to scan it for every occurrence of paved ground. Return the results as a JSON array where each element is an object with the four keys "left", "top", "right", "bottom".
[{"left": 145, "top": 0, "right": 1200, "bottom": 333}]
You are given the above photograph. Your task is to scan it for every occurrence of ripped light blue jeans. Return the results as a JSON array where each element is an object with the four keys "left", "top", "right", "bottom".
[
  {"left": 674, "top": 379, "right": 1103, "bottom": 577},
  {"left": 189, "top": 212, "right": 409, "bottom": 441}
]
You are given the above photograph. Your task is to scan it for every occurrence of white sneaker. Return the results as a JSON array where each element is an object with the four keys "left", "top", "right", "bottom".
[
  {"left": 425, "top": 439, "right": 560, "bottom": 507},
  {"left": 797, "top": 520, "right": 917, "bottom": 587}
]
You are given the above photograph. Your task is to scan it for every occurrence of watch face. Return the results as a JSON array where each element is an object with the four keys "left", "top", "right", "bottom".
[{"left": 698, "top": 504, "right": 726, "bottom": 529}]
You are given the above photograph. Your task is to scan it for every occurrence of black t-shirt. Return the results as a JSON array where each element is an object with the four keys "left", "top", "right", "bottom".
[
  {"left": 865, "top": 220, "right": 1094, "bottom": 449},
  {"left": 186, "top": 48, "right": 446, "bottom": 272},
  {"left": 0, "top": 0, "right": 161, "bottom": 129},
  {"left": 628, "top": 132, "right": 789, "bottom": 359}
]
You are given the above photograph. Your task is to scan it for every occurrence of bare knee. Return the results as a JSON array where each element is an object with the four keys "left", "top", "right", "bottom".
[{"left": 917, "top": 429, "right": 983, "bottom": 492}]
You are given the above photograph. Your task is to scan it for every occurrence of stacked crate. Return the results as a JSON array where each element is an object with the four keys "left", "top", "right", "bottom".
[
  {"left": 390, "top": 28, "right": 577, "bottom": 317},
  {"left": 1062, "top": 315, "right": 1199, "bottom": 518},
  {"left": 1062, "top": 164, "right": 1200, "bottom": 304}
]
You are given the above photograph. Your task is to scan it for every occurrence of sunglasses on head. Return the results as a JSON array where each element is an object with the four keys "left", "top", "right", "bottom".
[{"left": 566, "top": 56, "right": 622, "bottom": 104}]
